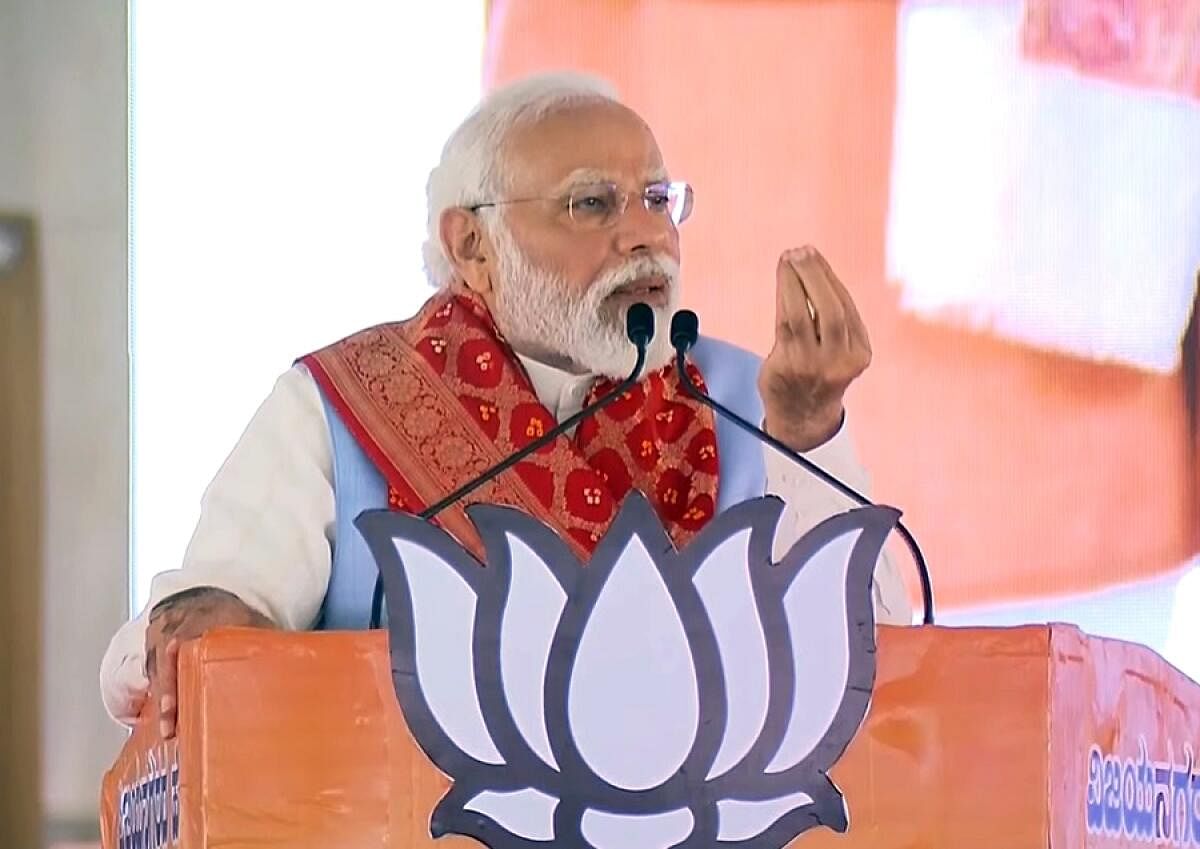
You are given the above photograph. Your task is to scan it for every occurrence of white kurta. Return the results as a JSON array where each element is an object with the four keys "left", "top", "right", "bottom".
[{"left": 100, "top": 359, "right": 914, "bottom": 725}]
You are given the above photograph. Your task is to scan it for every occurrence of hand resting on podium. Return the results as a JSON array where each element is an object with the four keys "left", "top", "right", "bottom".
[{"left": 145, "top": 586, "right": 274, "bottom": 738}]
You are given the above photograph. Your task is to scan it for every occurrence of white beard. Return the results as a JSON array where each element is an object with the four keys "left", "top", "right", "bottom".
[{"left": 487, "top": 219, "right": 681, "bottom": 380}]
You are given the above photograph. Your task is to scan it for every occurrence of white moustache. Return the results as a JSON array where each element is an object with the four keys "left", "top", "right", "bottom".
[{"left": 594, "top": 255, "right": 680, "bottom": 298}]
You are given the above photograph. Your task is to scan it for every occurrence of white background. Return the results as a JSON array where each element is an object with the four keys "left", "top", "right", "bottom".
[{"left": 130, "top": 2, "right": 484, "bottom": 609}]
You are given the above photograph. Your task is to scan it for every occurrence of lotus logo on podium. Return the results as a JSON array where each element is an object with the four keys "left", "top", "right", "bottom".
[{"left": 358, "top": 492, "right": 898, "bottom": 849}]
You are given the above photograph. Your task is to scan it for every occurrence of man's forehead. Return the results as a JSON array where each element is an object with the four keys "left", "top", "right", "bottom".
[{"left": 506, "top": 102, "right": 667, "bottom": 189}]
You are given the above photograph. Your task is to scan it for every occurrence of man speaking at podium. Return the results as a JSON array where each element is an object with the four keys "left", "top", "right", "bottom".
[{"left": 101, "top": 73, "right": 912, "bottom": 738}]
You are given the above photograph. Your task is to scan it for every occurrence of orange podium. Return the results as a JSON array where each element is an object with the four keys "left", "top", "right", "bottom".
[{"left": 102, "top": 624, "right": 1200, "bottom": 849}]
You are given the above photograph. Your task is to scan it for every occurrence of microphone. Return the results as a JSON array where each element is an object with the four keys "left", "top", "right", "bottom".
[
  {"left": 368, "top": 303, "right": 657, "bottom": 628},
  {"left": 669, "top": 310, "right": 935, "bottom": 626}
]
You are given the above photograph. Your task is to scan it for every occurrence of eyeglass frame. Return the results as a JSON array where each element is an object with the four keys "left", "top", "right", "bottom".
[{"left": 466, "top": 179, "right": 694, "bottom": 228}]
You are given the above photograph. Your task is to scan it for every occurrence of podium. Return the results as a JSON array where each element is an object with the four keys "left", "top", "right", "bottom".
[
  {"left": 101, "top": 623, "right": 1200, "bottom": 848},
  {"left": 100, "top": 493, "right": 1200, "bottom": 848}
]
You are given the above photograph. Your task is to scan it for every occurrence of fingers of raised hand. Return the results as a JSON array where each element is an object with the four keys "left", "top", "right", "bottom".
[{"left": 777, "top": 247, "right": 849, "bottom": 350}]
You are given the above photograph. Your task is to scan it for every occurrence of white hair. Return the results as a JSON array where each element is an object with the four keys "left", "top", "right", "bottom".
[{"left": 422, "top": 71, "right": 621, "bottom": 288}]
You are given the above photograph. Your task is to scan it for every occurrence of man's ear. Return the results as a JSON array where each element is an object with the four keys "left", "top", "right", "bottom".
[{"left": 440, "top": 207, "right": 493, "bottom": 295}]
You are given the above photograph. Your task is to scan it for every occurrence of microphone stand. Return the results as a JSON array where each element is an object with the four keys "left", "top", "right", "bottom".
[{"left": 670, "top": 318, "right": 935, "bottom": 626}]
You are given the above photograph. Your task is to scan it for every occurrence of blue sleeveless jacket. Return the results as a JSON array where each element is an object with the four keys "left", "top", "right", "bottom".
[{"left": 317, "top": 336, "right": 767, "bottom": 630}]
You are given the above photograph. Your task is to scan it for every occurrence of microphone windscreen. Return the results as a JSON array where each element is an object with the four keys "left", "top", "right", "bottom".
[
  {"left": 670, "top": 310, "right": 700, "bottom": 352},
  {"left": 625, "top": 302, "right": 655, "bottom": 347}
]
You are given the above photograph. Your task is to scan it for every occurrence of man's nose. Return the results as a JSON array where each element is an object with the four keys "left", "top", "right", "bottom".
[{"left": 613, "top": 198, "right": 674, "bottom": 255}]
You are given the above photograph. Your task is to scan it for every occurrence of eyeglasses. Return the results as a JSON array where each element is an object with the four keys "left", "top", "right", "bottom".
[{"left": 468, "top": 180, "right": 694, "bottom": 229}]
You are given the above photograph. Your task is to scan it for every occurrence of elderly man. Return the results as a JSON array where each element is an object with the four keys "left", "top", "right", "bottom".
[{"left": 100, "top": 72, "right": 912, "bottom": 738}]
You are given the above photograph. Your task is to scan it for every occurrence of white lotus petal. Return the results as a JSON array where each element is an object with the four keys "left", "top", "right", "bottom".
[
  {"left": 464, "top": 788, "right": 558, "bottom": 841},
  {"left": 500, "top": 532, "right": 566, "bottom": 770},
  {"left": 394, "top": 539, "right": 503, "bottom": 765},
  {"left": 766, "top": 530, "right": 860, "bottom": 773},
  {"left": 569, "top": 537, "right": 699, "bottom": 790},
  {"left": 693, "top": 528, "right": 770, "bottom": 780},
  {"left": 581, "top": 807, "right": 694, "bottom": 849},
  {"left": 716, "top": 791, "right": 816, "bottom": 842}
]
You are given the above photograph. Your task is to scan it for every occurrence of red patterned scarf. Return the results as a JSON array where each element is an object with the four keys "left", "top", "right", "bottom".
[{"left": 300, "top": 290, "right": 720, "bottom": 561}]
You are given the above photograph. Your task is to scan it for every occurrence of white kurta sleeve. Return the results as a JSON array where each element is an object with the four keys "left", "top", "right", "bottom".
[
  {"left": 99, "top": 365, "right": 337, "bottom": 725},
  {"left": 764, "top": 419, "right": 915, "bottom": 626}
]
